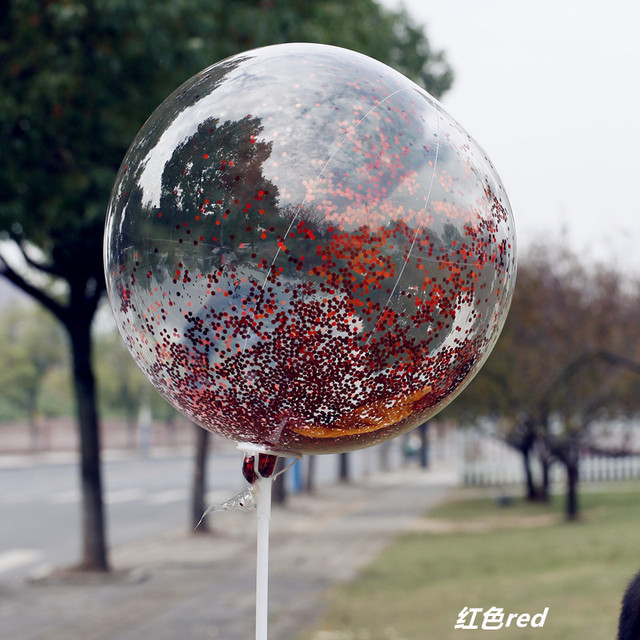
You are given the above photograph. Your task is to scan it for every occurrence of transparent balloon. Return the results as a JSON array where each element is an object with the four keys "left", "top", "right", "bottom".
[{"left": 104, "top": 43, "right": 516, "bottom": 455}]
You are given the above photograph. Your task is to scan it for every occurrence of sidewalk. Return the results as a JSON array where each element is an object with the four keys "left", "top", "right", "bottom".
[{"left": 0, "top": 465, "right": 455, "bottom": 640}]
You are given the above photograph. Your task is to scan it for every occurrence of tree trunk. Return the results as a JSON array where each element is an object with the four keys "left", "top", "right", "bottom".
[
  {"left": 339, "top": 452, "right": 350, "bottom": 483},
  {"left": 566, "top": 458, "right": 580, "bottom": 521},
  {"left": 521, "top": 446, "right": 538, "bottom": 501},
  {"left": 418, "top": 422, "right": 429, "bottom": 469},
  {"left": 540, "top": 455, "right": 552, "bottom": 502},
  {"left": 69, "top": 321, "right": 109, "bottom": 571},
  {"left": 191, "top": 427, "right": 210, "bottom": 532},
  {"left": 305, "top": 455, "right": 316, "bottom": 493},
  {"left": 272, "top": 467, "right": 287, "bottom": 504}
]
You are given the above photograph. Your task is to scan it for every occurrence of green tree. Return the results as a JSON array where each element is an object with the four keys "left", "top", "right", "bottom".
[
  {"left": 95, "top": 330, "right": 148, "bottom": 437},
  {"left": 0, "top": 0, "right": 452, "bottom": 570},
  {"left": 0, "top": 304, "right": 67, "bottom": 436}
]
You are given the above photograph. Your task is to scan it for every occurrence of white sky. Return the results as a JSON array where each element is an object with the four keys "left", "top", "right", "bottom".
[{"left": 386, "top": 0, "right": 640, "bottom": 274}]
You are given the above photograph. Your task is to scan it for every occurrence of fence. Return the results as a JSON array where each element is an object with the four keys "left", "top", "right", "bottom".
[
  {"left": 275, "top": 425, "right": 640, "bottom": 491},
  {"left": 460, "top": 427, "right": 640, "bottom": 487}
]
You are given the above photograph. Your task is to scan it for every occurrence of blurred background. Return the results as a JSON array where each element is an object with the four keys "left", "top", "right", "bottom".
[{"left": 1, "top": 1, "right": 639, "bottom": 638}]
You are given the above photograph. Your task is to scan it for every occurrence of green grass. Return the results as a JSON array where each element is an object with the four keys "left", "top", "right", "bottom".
[{"left": 298, "top": 482, "right": 640, "bottom": 640}]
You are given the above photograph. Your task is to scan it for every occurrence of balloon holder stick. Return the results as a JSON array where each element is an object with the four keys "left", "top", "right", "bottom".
[
  {"left": 239, "top": 445, "right": 300, "bottom": 640},
  {"left": 255, "top": 471, "right": 272, "bottom": 640}
]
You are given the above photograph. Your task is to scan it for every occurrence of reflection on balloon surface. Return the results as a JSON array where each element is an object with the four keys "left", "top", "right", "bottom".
[{"left": 104, "top": 43, "right": 516, "bottom": 454}]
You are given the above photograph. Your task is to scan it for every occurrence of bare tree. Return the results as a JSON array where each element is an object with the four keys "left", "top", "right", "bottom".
[{"left": 451, "top": 244, "right": 640, "bottom": 519}]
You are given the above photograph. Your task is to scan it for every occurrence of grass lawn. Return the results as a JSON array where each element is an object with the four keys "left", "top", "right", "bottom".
[{"left": 297, "top": 481, "right": 640, "bottom": 640}]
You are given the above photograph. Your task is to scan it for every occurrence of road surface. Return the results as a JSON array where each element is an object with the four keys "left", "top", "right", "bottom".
[{"left": 0, "top": 450, "right": 246, "bottom": 583}]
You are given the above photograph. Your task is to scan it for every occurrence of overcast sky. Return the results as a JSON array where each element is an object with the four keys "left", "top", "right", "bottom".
[{"left": 386, "top": 0, "right": 640, "bottom": 274}]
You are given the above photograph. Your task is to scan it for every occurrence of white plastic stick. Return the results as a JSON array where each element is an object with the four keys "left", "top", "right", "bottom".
[{"left": 255, "top": 473, "right": 272, "bottom": 640}]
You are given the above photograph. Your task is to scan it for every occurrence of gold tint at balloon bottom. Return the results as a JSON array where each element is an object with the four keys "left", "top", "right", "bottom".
[{"left": 291, "top": 386, "right": 431, "bottom": 439}]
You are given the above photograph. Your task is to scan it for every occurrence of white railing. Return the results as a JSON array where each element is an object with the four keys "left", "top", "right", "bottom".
[{"left": 460, "top": 428, "right": 640, "bottom": 488}]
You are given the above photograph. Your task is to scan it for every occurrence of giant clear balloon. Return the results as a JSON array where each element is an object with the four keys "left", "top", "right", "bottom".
[{"left": 104, "top": 43, "right": 516, "bottom": 455}]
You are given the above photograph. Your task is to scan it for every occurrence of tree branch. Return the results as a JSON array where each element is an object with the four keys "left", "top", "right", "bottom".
[
  {"left": 15, "top": 239, "right": 64, "bottom": 279},
  {"left": 586, "top": 443, "right": 640, "bottom": 457},
  {"left": 540, "top": 350, "right": 640, "bottom": 418},
  {"left": 590, "top": 350, "right": 640, "bottom": 377},
  {"left": 0, "top": 253, "right": 67, "bottom": 324}
]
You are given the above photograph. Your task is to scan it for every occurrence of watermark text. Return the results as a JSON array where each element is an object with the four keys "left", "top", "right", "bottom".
[{"left": 455, "top": 606, "right": 549, "bottom": 630}]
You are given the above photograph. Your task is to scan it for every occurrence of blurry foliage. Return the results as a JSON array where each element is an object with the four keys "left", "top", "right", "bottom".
[
  {"left": 0, "top": 0, "right": 452, "bottom": 272},
  {"left": 0, "top": 0, "right": 452, "bottom": 377},
  {"left": 94, "top": 330, "right": 150, "bottom": 425},
  {"left": 0, "top": 303, "right": 180, "bottom": 424},
  {"left": 446, "top": 243, "right": 640, "bottom": 518},
  {"left": 0, "top": 0, "right": 452, "bottom": 417},
  {"left": 0, "top": 0, "right": 453, "bottom": 568},
  {"left": 39, "top": 367, "right": 74, "bottom": 418},
  {"left": 94, "top": 327, "right": 180, "bottom": 424},
  {"left": 449, "top": 243, "right": 640, "bottom": 425},
  {"left": 0, "top": 304, "right": 68, "bottom": 421}
]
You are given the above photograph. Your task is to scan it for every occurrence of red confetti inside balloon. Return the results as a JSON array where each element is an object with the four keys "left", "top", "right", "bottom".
[{"left": 104, "top": 43, "right": 516, "bottom": 455}]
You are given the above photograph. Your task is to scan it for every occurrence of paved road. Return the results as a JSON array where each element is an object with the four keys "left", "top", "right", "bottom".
[
  {"left": 0, "top": 464, "right": 455, "bottom": 640},
  {"left": 0, "top": 442, "right": 414, "bottom": 584},
  {"left": 0, "top": 451, "right": 246, "bottom": 583}
]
